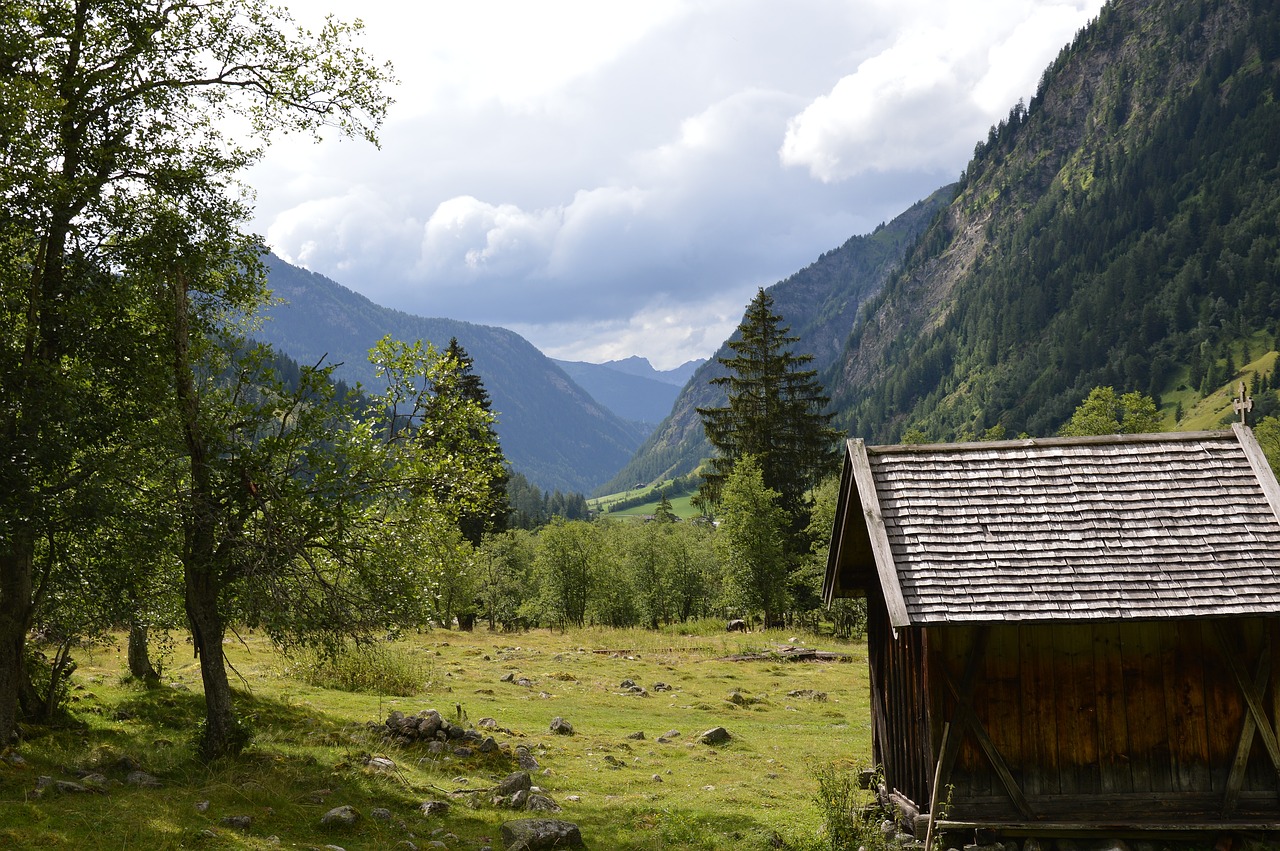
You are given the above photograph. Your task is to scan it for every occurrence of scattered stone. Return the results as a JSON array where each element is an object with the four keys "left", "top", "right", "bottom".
[
  {"left": 126, "top": 770, "right": 161, "bottom": 787},
  {"left": 626, "top": 686, "right": 648, "bottom": 697},
  {"left": 698, "top": 726, "right": 732, "bottom": 746},
  {"left": 549, "top": 717, "right": 574, "bottom": 736},
  {"left": 603, "top": 755, "right": 624, "bottom": 767},
  {"left": 80, "top": 773, "right": 110, "bottom": 792},
  {"left": 477, "top": 717, "right": 498, "bottom": 728},
  {"left": 786, "top": 689, "right": 828, "bottom": 701},
  {"left": 396, "top": 842, "right": 420, "bottom": 851},
  {"left": 510, "top": 789, "right": 530, "bottom": 809},
  {"left": 662, "top": 730, "right": 680, "bottom": 739},
  {"left": 625, "top": 731, "right": 645, "bottom": 740},
  {"left": 371, "top": 807, "right": 393, "bottom": 821},
  {"left": 516, "top": 678, "right": 533, "bottom": 687},
  {"left": 368, "top": 756, "right": 397, "bottom": 771},
  {"left": 653, "top": 682, "right": 673, "bottom": 692},
  {"left": 500, "top": 818, "right": 585, "bottom": 851},
  {"left": 565, "top": 795, "right": 581, "bottom": 803},
  {"left": 515, "top": 746, "right": 539, "bottom": 771},
  {"left": 321, "top": 805, "right": 361, "bottom": 827},
  {"left": 3, "top": 752, "right": 26, "bottom": 766},
  {"left": 195, "top": 800, "right": 210, "bottom": 812},
  {"left": 496, "top": 771, "right": 533, "bottom": 796},
  {"left": 620, "top": 679, "right": 636, "bottom": 689},
  {"left": 652, "top": 774, "right": 663, "bottom": 782},
  {"left": 452, "top": 746, "right": 474, "bottom": 758},
  {"left": 219, "top": 815, "right": 253, "bottom": 831},
  {"left": 526, "top": 794, "right": 560, "bottom": 812},
  {"left": 420, "top": 800, "right": 450, "bottom": 818}
]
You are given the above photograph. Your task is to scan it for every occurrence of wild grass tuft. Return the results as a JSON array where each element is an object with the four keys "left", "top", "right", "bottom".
[{"left": 286, "top": 641, "right": 430, "bottom": 696}]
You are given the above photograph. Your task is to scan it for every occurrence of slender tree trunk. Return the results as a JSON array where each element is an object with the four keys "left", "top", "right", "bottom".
[
  {"left": 0, "top": 543, "right": 35, "bottom": 745},
  {"left": 127, "top": 620, "right": 158, "bottom": 682},
  {"left": 185, "top": 559, "right": 237, "bottom": 757},
  {"left": 169, "top": 266, "right": 240, "bottom": 758}
]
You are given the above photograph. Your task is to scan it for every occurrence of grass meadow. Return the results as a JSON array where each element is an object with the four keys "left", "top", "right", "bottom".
[{"left": 0, "top": 624, "right": 871, "bottom": 850}]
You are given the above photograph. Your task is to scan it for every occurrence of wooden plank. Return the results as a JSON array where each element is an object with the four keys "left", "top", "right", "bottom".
[
  {"left": 1020, "top": 624, "right": 1058, "bottom": 797},
  {"left": 1066, "top": 624, "right": 1100, "bottom": 794},
  {"left": 1223, "top": 639, "right": 1271, "bottom": 814},
  {"left": 1120, "top": 621, "right": 1169, "bottom": 793},
  {"left": 983, "top": 625, "right": 1022, "bottom": 795},
  {"left": 938, "top": 628, "right": 1034, "bottom": 820},
  {"left": 1200, "top": 620, "right": 1245, "bottom": 796},
  {"left": 1212, "top": 620, "right": 1280, "bottom": 774},
  {"left": 1093, "top": 622, "right": 1132, "bottom": 795},
  {"left": 1233, "top": 423, "right": 1280, "bottom": 527},
  {"left": 849, "top": 440, "right": 911, "bottom": 627},
  {"left": 924, "top": 721, "right": 952, "bottom": 849}
]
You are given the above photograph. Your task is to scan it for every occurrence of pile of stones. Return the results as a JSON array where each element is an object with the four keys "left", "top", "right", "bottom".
[{"left": 374, "top": 709, "right": 502, "bottom": 758}]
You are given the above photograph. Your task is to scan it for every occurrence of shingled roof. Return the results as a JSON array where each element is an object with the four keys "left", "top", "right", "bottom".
[{"left": 823, "top": 424, "right": 1280, "bottom": 626}]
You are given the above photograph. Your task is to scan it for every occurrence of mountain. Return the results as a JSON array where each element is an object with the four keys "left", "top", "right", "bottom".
[
  {"left": 597, "top": 186, "right": 954, "bottom": 494},
  {"left": 551, "top": 359, "right": 684, "bottom": 425},
  {"left": 827, "top": 0, "right": 1280, "bottom": 442},
  {"left": 608, "top": 0, "right": 1280, "bottom": 494},
  {"left": 601, "top": 356, "right": 704, "bottom": 387},
  {"left": 257, "top": 256, "right": 647, "bottom": 494}
]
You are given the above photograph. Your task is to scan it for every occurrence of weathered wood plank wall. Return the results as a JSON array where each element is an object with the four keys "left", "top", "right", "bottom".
[{"left": 920, "top": 619, "right": 1279, "bottom": 822}]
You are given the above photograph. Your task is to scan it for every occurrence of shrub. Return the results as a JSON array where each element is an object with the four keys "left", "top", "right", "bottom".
[{"left": 288, "top": 642, "right": 429, "bottom": 696}]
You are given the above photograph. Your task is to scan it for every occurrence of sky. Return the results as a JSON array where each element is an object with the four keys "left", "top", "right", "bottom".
[{"left": 248, "top": 0, "right": 1107, "bottom": 370}]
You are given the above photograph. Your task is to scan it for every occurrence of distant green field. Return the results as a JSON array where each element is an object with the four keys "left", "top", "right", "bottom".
[
  {"left": 603, "top": 492, "right": 702, "bottom": 520},
  {"left": 590, "top": 478, "right": 703, "bottom": 520}
]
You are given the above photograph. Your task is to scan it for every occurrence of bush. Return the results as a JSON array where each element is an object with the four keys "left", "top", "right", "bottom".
[{"left": 288, "top": 642, "right": 429, "bottom": 696}]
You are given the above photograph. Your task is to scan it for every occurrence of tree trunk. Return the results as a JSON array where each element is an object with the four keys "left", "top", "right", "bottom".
[
  {"left": 127, "top": 620, "right": 158, "bottom": 682},
  {"left": 0, "top": 543, "right": 35, "bottom": 745},
  {"left": 170, "top": 266, "right": 241, "bottom": 759},
  {"left": 185, "top": 560, "right": 238, "bottom": 758}
]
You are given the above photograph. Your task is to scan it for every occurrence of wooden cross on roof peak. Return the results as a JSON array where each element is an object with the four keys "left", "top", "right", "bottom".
[{"left": 1234, "top": 381, "right": 1253, "bottom": 426}]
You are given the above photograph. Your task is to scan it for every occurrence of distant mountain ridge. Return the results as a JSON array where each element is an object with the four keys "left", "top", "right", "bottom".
[
  {"left": 609, "top": 0, "right": 1280, "bottom": 493},
  {"left": 551, "top": 357, "right": 705, "bottom": 425},
  {"left": 257, "top": 256, "right": 646, "bottom": 494},
  {"left": 598, "top": 186, "right": 954, "bottom": 495},
  {"left": 601, "top": 356, "right": 703, "bottom": 387}
]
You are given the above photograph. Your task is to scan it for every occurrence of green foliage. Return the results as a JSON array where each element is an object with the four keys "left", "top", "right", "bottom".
[
  {"left": 831, "top": 0, "right": 1280, "bottom": 443},
  {"left": 812, "top": 763, "right": 874, "bottom": 851},
  {"left": 288, "top": 642, "right": 429, "bottom": 696},
  {"left": 698, "top": 288, "right": 841, "bottom": 537},
  {"left": 1059, "top": 386, "right": 1163, "bottom": 436},
  {"left": 717, "top": 457, "right": 790, "bottom": 627},
  {"left": 1255, "top": 416, "right": 1280, "bottom": 474}
]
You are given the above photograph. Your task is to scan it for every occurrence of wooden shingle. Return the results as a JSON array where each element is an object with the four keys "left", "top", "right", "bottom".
[{"left": 825, "top": 424, "right": 1280, "bottom": 626}]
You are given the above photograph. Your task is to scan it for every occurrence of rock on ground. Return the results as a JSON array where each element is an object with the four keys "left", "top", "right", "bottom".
[{"left": 500, "top": 818, "right": 585, "bottom": 850}]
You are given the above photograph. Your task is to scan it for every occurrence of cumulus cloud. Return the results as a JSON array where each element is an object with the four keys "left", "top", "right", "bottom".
[
  {"left": 253, "top": 1, "right": 1104, "bottom": 366},
  {"left": 780, "top": 0, "right": 1104, "bottom": 181}
]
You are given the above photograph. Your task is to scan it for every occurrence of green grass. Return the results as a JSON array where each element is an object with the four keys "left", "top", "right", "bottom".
[
  {"left": 600, "top": 493, "right": 703, "bottom": 520},
  {"left": 0, "top": 626, "right": 870, "bottom": 850}
]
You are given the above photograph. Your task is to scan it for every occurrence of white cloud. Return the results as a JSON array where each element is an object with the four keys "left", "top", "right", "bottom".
[
  {"left": 780, "top": 0, "right": 1104, "bottom": 181},
  {"left": 252, "top": 1, "right": 1107, "bottom": 368}
]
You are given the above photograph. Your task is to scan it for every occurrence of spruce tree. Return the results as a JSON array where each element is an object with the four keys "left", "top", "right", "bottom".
[{"left": 696, "top": 289, "right": 842, "bottom": 532}]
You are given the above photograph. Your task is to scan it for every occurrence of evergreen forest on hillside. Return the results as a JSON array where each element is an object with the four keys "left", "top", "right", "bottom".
[{"left": 830, "top": 0, "right": 1280, "bottom": 442}]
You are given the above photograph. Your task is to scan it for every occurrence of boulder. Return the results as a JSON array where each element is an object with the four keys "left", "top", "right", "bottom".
[
  {"left": 321, "top": 805, "right": 361, "bottom": 827},
  {"left": 500, "top": 818, "right": 585, "bottom": 850},
  {"left": 698, "top": 726, "right": 732, "bottom": 745},
  {"left": 549, "top": 717, "right": 574, "bottom": 736}
]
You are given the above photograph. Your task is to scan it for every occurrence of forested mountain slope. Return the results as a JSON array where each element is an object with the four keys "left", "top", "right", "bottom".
[
  {"left": 830, "top": 0, "right": 1280, "bottom": 441},
  {"left": 598, "top": 187, "right": 953, "bottom": 494},
  {"left": 258, "top": 256, "right": 647, "bottom": 493}
]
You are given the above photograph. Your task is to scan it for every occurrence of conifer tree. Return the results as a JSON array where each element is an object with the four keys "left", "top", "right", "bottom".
[{"left": 696, "top": 288, "right": 842, "bottom": 531}]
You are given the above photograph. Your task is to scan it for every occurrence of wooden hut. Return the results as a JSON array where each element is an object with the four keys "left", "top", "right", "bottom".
[{"left": 823, "top": 425, "right": 1280, "bottom": 837}]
